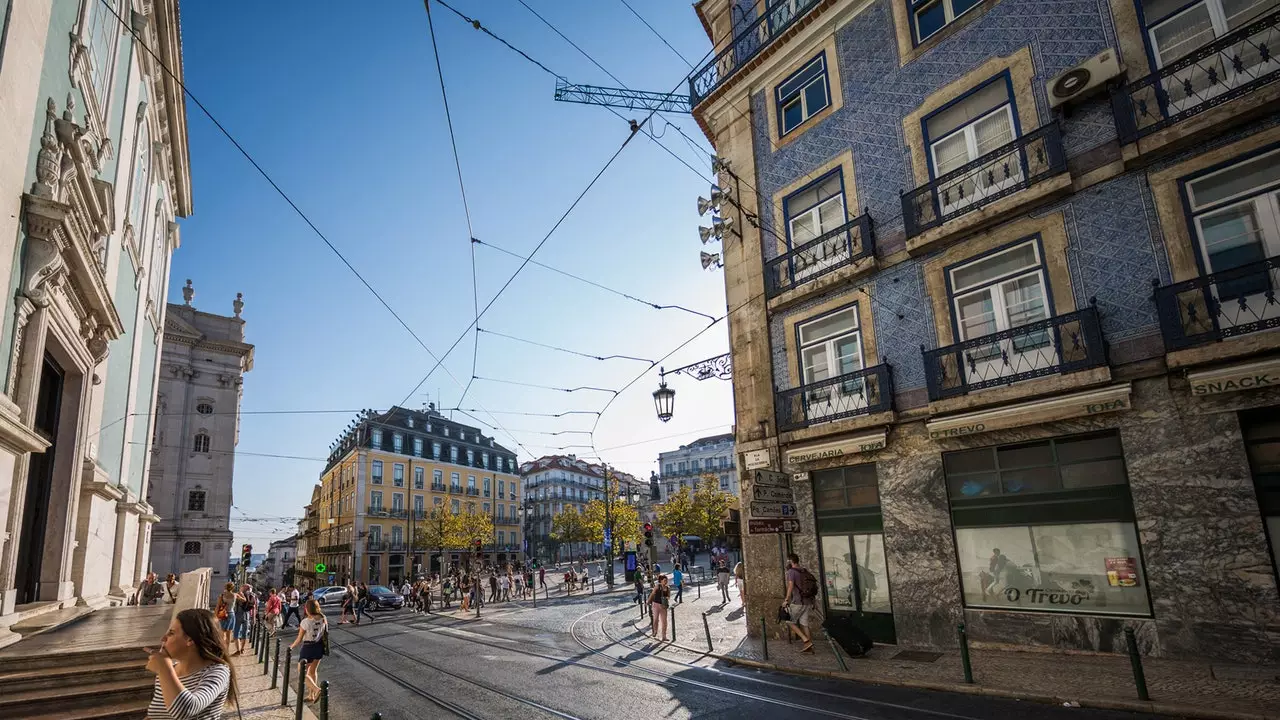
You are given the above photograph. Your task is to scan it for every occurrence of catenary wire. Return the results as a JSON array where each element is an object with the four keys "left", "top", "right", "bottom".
[
  {"left": 471, "top": 376, "right": 619, "bottom": 395},
  {"left": 617, "top": 0, "right": 696, "bottom": 69},
  {"left": 478, "top": 328, "right": 654, "bottom": 364}
]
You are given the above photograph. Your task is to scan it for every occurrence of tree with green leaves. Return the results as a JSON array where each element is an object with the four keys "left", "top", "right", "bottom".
[
  {"left": 414, "top": 507, "right": 460, "bottom": 571},
  {"left": 690, "top": 473, "right": 736, "bottom": 543},
  {"left": 551, "top": 505, "right": 590, "bottom": 560},
  {"left": 655, "top": 485, "right": 695, "bottom": 551},
  {"left": 583, "top": 478, "right": 643, "bottom": 552}
]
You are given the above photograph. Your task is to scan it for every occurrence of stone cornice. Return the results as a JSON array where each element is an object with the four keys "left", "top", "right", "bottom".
[{"left": 0, "top": 395, "right": 50, "bottom": 454}]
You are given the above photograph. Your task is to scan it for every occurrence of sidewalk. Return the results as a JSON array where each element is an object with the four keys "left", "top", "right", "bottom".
[
  {"left": 231, "top": 634, "right": 319, "bottom": 720},
  {"left": 618, "top": 577, "right": 1280, "bottom": 720}
]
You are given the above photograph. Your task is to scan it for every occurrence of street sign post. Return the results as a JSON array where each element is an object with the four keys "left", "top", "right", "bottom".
[
  {"left": 749, "top": 501, "right": 796, "bottom": 518},
  {"left": 751, "top": 469, "right": 790, "bottom": 488},
  {"left": 747, "top": 518, "right": 801, "bottom": 534},
  {"left": 751, "top": 485, "right": 795, "bottom": 502}
]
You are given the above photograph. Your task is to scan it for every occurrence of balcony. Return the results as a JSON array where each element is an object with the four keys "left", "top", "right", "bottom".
[
  {"left": 431, "top": 482, "right": 446, "bottom": 492},
  {"left": 388, "top": 508, "right": 406, "bottom": 519},
  {"left": 690, "top": 0, "right": 825, "bottom": 105},
  {"left": 366, "top": 540, "right": 386, "bottom": 551},
  {"left": 366, "top": 505, "right": 387, "bottom": 517},
  {"left": 386, "top": 542, "right": 406, "bottom": 552},
  {"left": 449, "top": 485, "right": 462, "bottom": 494},
  {"left": 775, "top": 363, "right": 894, "bottom": 433},
  {"left": 902, "top": 123, "right": 1067, "bottom": 240},
  {"left": 317, "top": 543, "right": 350, "bottom": 554},
  {"left": 466, "top": 487, "right": 480, "bottom": 496},
  {"left": 1112, "top": 9, "right": 1280, "bottom": 146},
  {"left": 1154, "top": 255, "right": 1280, "bottom": 352},
  {"left": 765, "top": 213, "right": 874, "bottom": 300},
  {"left": 923, "top": 305, "right": 1107, "bottom": 402}
]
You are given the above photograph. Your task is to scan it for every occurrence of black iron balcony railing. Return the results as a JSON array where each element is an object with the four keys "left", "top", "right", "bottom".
[
  {"left": 431, "top": 482, "right": 446, "bottom": 492},
  {"left": 466, "top": 487, "right": 480, "bottom": 496},
  {"left": 317, "top": 543, "right": 350, "bottom": 555},
  {"left": 902, "top": 123, "right": 1066, "bottom": 239},
  {"left": 449, "top": 485, "right": 462, "bottom": 494},
  {"left": 366, "top": 540, "right": 386, "bottom": 551},
  {"left": 411, "top": 509, "right": 427, "bottom": 520},
  {"left": 765, "top": 213, "right": 874, "bottom": 298},
  {"left": 388, "top": 508, "right": 406, "bottom": 519},
  {"left": 367, "top": 505, "right": 387, "bottom": 517},
  {"left": 1153, "top": 255, "right": 1280, "bottom": 351},
  {"left": 923, "top": 304, "right": 1107, "bottom": 401},
  {"left": 690, "top": 0, "right": 824, "bottom": 105},
  {"left": 386, "top": 542, "right": 406, "bottom": 552},
  {"left": 775, "top": 363, "right": 894, "bottom": 433},
  {"left": 1112, "top": 8, "right": 1280, "bottom": 144}
]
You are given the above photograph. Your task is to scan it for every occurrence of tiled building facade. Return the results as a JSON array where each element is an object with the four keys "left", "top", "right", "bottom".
[{"left": 696, "top": 0, "right": 1280, "bottom": 661}]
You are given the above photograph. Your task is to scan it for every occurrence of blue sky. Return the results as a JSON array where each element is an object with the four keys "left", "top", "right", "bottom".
[{"left": 172, "top": 1, "right": 736, "bottom": 550}]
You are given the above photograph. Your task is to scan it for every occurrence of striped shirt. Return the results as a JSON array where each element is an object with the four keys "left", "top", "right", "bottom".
[{"left": 146, "top": 662, "right": 230, "bottom": 720}]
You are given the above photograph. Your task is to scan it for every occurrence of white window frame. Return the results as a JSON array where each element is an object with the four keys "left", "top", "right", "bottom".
[
  {"left": 393, "top": 433, "right": 403, "bottom": 453},
  {"left": 776, "top": 55, "right": 831, "bottom": 136},
  {"left": 948, "top": 240, "right": 1052, "bottom": 374},
  {"left": 929, "top": 100, "right": 1021, "bottom": 215},
  {"left": 371, "top": 491, "right": 383, "bottom": 510},
  {"left": 371, "top": 429, "right": 383, "bottom": 449},
  {"left": 796, "top": 306, "right": 866, "bottom": 423},
  {"left": 413, "top": 437, "right": 424, "bottom": 456},
  {"left": 372, "top": 460, "right": 383, "bottom": 484},
  {"left": 414, "top": 467, "right": 425, "bottom": 489},
  {"left": 393, "top": 463, "right": 405, "bottom": 487},
  {"left": 433, "top": 469, "right": 443, "bottom": 486}
]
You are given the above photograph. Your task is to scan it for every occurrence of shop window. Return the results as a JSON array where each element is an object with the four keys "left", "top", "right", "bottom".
[
  {"left": 187, "top": 490, "right": 206, "bottom": 512},
  {"left": 947, "top": 238, "right": 1051, "bottom": 368},
  {"left": 814, "top": 464, "right": 880, "bottom": 509},
  {"left": 1242, "top": 408, "right": 1280, "bottom": 578},
  {"left": 925, "top": 74, "right": 1020, "bottom": 212},
  {"left": 776, "top": 53, "right": 831, "bottom": 136},
  {"left": 814, "top": 464, "right": 893, "bottom": 618},
  {"left": 1183, "top": 147, "right": 1280, "bottom": 303},
  {"left": 393, "top": 463, "right": 405, "bottom": 487},
  {"left": 944, "top": 432, "right": 1152, "bottom": 616},
  {"left": 911, "top": 0, "right": 987, "bottom": 43}
]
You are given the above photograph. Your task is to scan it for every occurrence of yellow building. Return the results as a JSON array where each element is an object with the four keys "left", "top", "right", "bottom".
[{"left": 314, "top": 405, "right": 522, "bottom": 585}]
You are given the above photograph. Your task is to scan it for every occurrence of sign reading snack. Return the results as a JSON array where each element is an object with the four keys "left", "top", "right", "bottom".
[
  {"left": 785, "top": 430, "right": 887, "bottom": 465},
  {"left": 927, "top": 384, "right": 1132, "bottom": 440},
  {"left": 743, "top": 449, "right": 771, "bottom": 470},
  {"left": 1188, "top": 357, "right": 1280, "bottom": 396}
]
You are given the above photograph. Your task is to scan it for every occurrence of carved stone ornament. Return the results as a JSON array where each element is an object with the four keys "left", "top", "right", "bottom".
[
  {"left": 20, "top": 228, "right": 66, "bottom": 309},
  {"left": 182, "top": 279, "right": 194, "bottom": 305},
  {"left": 233, "top": 292, "right": 243, "bottom": 318},
  {"left": 32, "top": 99, "right": 62, "bottom": 198},
  {"left": 87, "top": 325, "right": 111, "bottom": 364}
]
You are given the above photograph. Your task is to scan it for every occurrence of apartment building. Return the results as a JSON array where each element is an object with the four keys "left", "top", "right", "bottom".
[{"left": 656, "top": 432, "right": 738, "bottom": 501}]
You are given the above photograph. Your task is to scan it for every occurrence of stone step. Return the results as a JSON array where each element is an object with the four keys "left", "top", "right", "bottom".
[
  {"left": 10, "top": 605, "right": 94, "bottom": 638},
  {"left": 0, "top": 659, "right": 146, "bottom": 693},
  {"left": 20, "top": 699, "right": 147, "bottom": 720},
  {"left": 0, "top": 646, "right": 146, "bottom": 673},
  {"left": 0, "top": 677, "right": 153, "bottom": 717}
]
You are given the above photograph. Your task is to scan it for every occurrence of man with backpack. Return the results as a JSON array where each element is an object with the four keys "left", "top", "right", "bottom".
[{"left": 782, "top": 553, "right": 820, "bottom": 654}]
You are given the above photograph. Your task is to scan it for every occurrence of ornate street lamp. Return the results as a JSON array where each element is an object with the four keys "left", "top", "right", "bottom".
[{"left": 653, "top": 368, "right": 675, "bottom": 423}]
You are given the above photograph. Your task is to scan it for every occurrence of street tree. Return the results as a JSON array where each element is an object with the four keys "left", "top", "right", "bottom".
[
  {"left": 551, "top": 505, "right": 590, "bottom": 560},
  {"left": 414, "top": 507, "right": 460, "bottom": 571},
  {"left": 655, "top": 485, "right": 695, "bottom": 552},
  {"left": 583, "top": 477, "right": 643, "bottom": 551},
  {"left": 690, "top": 474, "right": 736, "bottom": 544},
  {"left": 454, "top": 511, "right": 495, "bottom": 569}
]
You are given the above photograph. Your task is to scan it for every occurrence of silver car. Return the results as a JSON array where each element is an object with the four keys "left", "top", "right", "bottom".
[{"left": 312, "top": 585, "right": 348, "bottom": 606}]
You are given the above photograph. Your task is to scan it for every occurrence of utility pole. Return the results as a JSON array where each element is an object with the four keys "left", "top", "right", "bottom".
[{"left": 603, "top": 465, "right": 615, "bottom": 587}]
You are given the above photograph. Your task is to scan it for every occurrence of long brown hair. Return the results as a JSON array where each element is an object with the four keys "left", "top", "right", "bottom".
[{"left": 176, "top": 608, "right": 239, "bottom": 708}]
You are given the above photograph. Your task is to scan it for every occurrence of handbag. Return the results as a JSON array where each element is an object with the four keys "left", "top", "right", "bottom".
[
  {"left": 215, "top": 599, "right": 228, "bottom": 621},
  {"left": 321, "top": 624, "right": 331, "bottom": 656}
]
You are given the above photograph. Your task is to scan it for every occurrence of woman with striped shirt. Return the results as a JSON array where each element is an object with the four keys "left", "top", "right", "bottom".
[{"left": 145, "top": 608, "right": 238, "bottom": 719}]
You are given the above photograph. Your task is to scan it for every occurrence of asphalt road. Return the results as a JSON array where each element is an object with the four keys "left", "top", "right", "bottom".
[{"left": 315, "top": 590, "right": 1180, "bottom": 720}]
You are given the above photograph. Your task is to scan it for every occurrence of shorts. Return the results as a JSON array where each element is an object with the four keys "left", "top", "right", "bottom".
[
  {"left": 219, "top": 612, "right": 236, "bottom": 631},
  {"left": 234, "top": 615, "right": 250, "bottom": 639},
  {"left": 787, "top": 602, "right": 817, "bottom": 626},
  {"left": 300, "top": 640, "right": 324, "bottom": 662}
]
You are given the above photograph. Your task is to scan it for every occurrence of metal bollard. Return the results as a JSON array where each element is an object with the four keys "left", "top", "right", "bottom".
[
  {"left": 1125, "top": 628, "right": 1150, "bottom": 701},
  {"left": 670, "top": 604, "right": 676, "bottom": 642},
  {"left": 372, "top": 714, "right": 382, "bottom": 720},
  {"left": 702, "top": 611, "right": 713, "bottom": 651},
  {"left": 826, "top": 630, "right": 848, "bottom": 672},
  {"left": 320, "top": 680, "right": 329, "bottom": 720},
  {"left": 697, "top": 578, "right": 701, "bottom": 599},
  {"left": 295, "top": 659, "right": 308, "bottom": 720},
  {"left": 591, "top": 579, "right": 595, "bottom": 595},
  {"left": 280, "top": 647, "right": 292, "bottom": 705},
  {"left": 761, "top": 615, "right": 769, "bottom": 661},
  {"left": 957, "top": 623, "right": 974, "bottom": 684},
  {"left": 270, "top": 638, "right": 279, "bottom": 682}
]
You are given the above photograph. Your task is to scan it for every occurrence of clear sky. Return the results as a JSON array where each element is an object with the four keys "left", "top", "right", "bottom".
[{"left": 171, "top": 1, "right": 736, "bottom": 551}]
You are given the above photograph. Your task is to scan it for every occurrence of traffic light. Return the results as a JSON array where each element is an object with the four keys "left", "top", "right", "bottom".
[
  {"left": 643, "top": 523, "right": 653, "bottom": 548},
  {"left": 240, "top": 544, "right": 252, "bottom": 567}
]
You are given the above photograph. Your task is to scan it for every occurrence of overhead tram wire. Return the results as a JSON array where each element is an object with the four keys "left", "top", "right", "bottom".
[
  {"left": 478, "top": 328, "right": 655, "bottom": 364},
  {"left": 470, "top": 376, "right": 619, "bottom": 395},
  {"left": 617, "top": 0, "right": 697, "bottom": 69},
  {"left": 95, "top": 0, "right": 531, "bottom": 460},
  {"left": 425, "top": 0, "right": 482, "bottom": 409}
]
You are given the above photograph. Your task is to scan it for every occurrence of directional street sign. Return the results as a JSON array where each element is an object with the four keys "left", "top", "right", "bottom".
[
  {"left": 748, "top": 518, "right": 802, "bottom": 534},
  {"left": 749, "top": 501, "right": 796, "bottom": 518},
  {"left": 751, "top": 469, "right": 790, "bottom": 488},
  {"left": 752, "top": 485, "right": 794, "bottom": 502}
]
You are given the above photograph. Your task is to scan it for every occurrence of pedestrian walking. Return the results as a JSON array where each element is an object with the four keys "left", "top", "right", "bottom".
[
  {"left": 733, "top": 560, "right": 745, "bottom": 602},
  {"left": 288, "top": 600, "right": 328, "bottom": 704},
  {"left": 539, "top": 566, "right": 546, "bottom": 590},
  {"left": 499, "top": 573, "right": 510, "bottom": 602},
  {"left": 672, "top": 567, "right": 684, "bottom": 604},
  {"left": 145, "top": 608, "right": 236, "bottom": 719},
  {"left": 232, "top": 584, "right": 255, "bottom": 656},
  {"left": 648, "top": 575, "right": 670, "bottom": 641},
  {"left": 213, "top": 582, "right": 242, "bottom": 652},
  {"left": 163, "top": 573, "right": 181, "bottom": 604},
  {"left": 339, "top": 584, "right": 354, "bottom": 624},
  {"left": 633, "top": 572, "right": 645, "bottom": 605},
  {"left": 782, "top": 553, "right": 820, "bottom": 654},
  {"left": 266, "top": 588, "right": 283, "bottom": 630},
  {"left": 281, "top": 586, "right": 302, "bottom": 628},
  {"left": 717, "top": 558, "right": 732, "bottom": 603},
  {"left": 355, "top": 582, "right": 375, "bottom": 624},
  {"left": 489, "top": 573, "right": 499, "bottom": 603}
]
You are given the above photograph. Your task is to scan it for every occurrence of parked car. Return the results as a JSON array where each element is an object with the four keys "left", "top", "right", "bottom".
[
  {"left": 312, "top": 586, "right": 347, "bottom": 606},
  {"left": 367, "top": 585, "right": 404, "bottom": 610}
]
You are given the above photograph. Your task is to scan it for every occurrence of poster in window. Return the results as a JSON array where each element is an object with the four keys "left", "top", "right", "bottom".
[{"left": 1105, "top": 557, "right": 1139, "bottom": 587}]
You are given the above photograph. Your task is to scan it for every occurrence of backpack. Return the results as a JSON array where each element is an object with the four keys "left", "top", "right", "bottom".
[{"left": 795, "top": 568, "right": 819, "bottom": 600}]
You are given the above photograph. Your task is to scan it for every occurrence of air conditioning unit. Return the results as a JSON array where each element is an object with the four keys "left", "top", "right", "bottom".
[{"left": 1047, "top": 49, "right": 1121, "bottom": 109}]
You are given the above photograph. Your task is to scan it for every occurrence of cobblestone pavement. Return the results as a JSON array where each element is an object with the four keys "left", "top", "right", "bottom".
[
  {"left": 230, "top": 632, "right": 319, "bottom": 720},
  {"left": 627, "top": 576, "right": 1280, "bottom": 720}
]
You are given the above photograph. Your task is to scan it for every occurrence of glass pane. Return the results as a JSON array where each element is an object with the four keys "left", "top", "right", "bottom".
[
  {"left": 791, "top": 211, "right": 818, "bottom": 244},
  {"left": 815, "top": 195, "right": 847, "bottom": 235},
  {"left": 933, "top": 132, "right": 971, "bottom": 176},
  {"left": 799, "top": 308, "right": 858, "bottom": 345},
  {"left": 944, "top": 448, "right": 996, "bottom": 475},
  {"left": 782, "top": 99, "right": 805, "bottom": 133},
  {"left": 1142, "top": 0, "right": 1198, "bottom": 22},
  {"left": 852, "top": 533, "right": 892, "bottom": 613},
  {"left": 952, "top": 242, "right": 1039, "bottom": 292},
  {"left": 1223, "top": 0, "right": 1280, "bottom": 30},
  {"left": 1189, "top": 154, "right": 1280, "bottom": 209},
  {"left": 802, "top": 345, "right": 829, "bottom": 383},
  {"left": 955, "top": 522, "right": 1151, "bottom": 615},
  {"left": 953, "top": 0, "right": 984, "bottom": 14},
  {"left": 926, "top": 79, "right": 1012, "bottom": 142},
  {"left": 973, "top": 109, "right": 1014, "bottom": 155},
  {"left": 814, "top": 473, "right": 846, "bottom": 510},
  {"left": 1200, "top": 202, "right": 1272, "bottom": 298},
  {"left": 804, "top": 77, "right": 829, "bottom": 117},
  {"left": 1061, "top": 459, "right": 1129, "bottom": 489},
  {"left": 788, "top": 174, "right": 843, "bottom": 219},
  {"left": 997, "top": 442, "right": 1053, "bottom": 469},
  {"left": 820, "top": 535, "right": 855, "bottom": 609},
  {"left": 1002, "top": 273, "right": 1047, "bottom": 329},
  {"left": 1152, "top": 4, "right": 1215, "bottom": 66},
  {"left": 1000, "top": 467, "right": 1060, "bottom": 494},
  {"left": 948, "top": 472, "right": 999, "bottom": 498},
  {"left": 916, "top": 1, "right": 947, "bottom": 40},
  {"left": 834, "top": 336, "right": 862, "bottom": 376},
  {"left": 1056, "top": 433, "right": 1124, "bottom": 463},
  {"left": 957, "top": 290, "right": 998, "bottom": 340}
]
